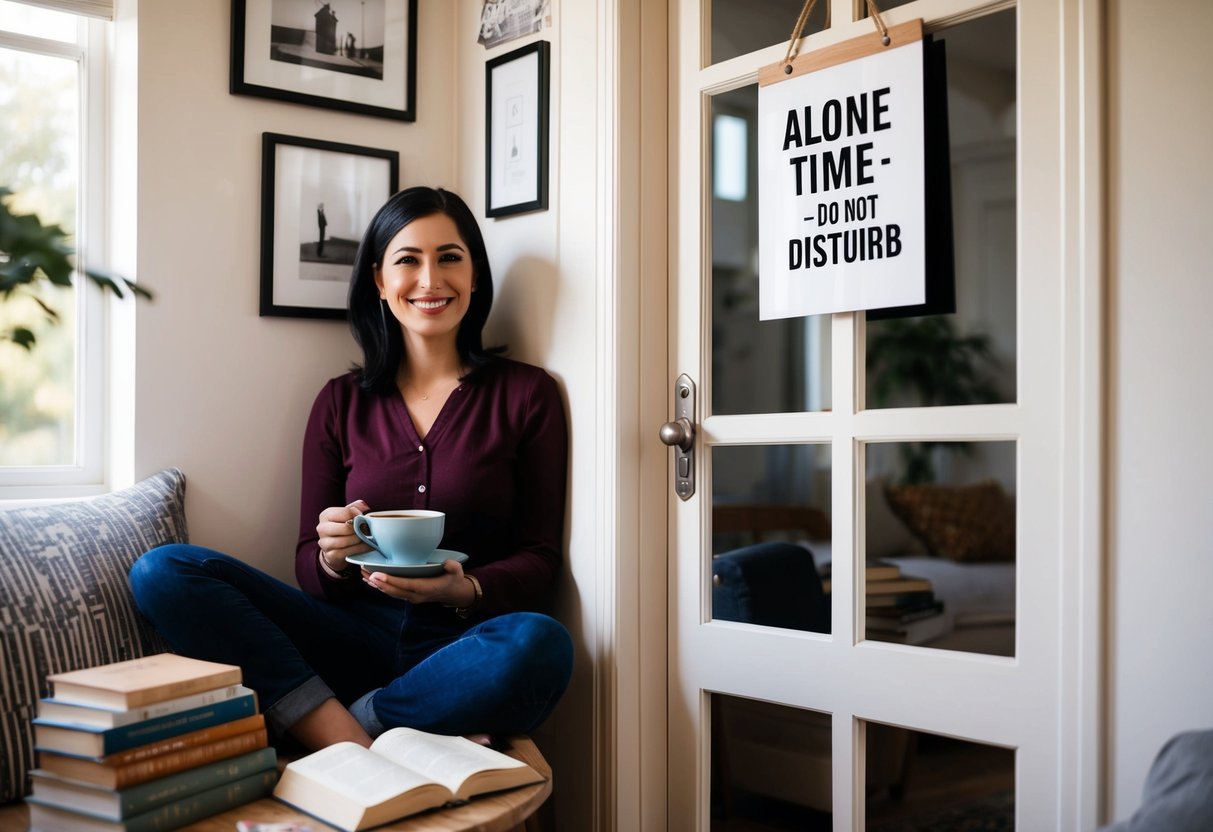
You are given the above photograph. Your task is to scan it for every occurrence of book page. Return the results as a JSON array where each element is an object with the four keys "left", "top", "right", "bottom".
[
  {"left": 287, "top": 741, "right": 439, "bottom": 805},
  {"left": 370, "top": 728, "right": 527, "bottom": 794}
]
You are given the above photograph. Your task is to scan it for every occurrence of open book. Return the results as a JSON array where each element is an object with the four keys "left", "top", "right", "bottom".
[{"left": 272, "top": 728, "right": 545, "bottom": 831}]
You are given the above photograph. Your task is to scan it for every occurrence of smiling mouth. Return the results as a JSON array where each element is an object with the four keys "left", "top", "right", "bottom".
[{"left": 409, "top": 297, "right": 453, "bottom": 311}]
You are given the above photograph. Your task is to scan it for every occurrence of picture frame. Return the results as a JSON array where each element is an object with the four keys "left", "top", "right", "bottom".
[
  {"left": 231, "top": 0, "right": 418, "bottom": 122},
  {"left": 485, "top": 40, "right": 550, "bottom": 218},
  {"left": 259, "top": 133, "right": 399, "bottom": 319}
]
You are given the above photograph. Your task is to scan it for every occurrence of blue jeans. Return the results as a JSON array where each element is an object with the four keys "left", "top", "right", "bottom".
[{"left": 128, "top": 545, "right": 573, "bottom": 740}]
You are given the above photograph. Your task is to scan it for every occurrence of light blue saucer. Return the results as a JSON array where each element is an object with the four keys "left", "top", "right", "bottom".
[{"left": 345, "top": 549, "right": 468, "bottom": 578}]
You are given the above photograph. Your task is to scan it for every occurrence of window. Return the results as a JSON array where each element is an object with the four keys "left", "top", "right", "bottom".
[
  {"left": 0, "top": 0, "right": 110, "bottom": 496},
  {"left": 712, "top": 113, "right": 748, "bottom": 202}
]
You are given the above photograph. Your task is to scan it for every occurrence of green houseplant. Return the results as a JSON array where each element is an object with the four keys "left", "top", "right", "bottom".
[
  {"left": 0, "top": 186, "right": 150, "bottom": 349},
  {"left": 866, "top": 315, "right": 1001, "bottom": 484}
]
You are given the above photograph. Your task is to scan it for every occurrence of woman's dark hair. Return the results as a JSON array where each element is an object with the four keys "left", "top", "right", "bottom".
[{"left": 348, "top": 187, "right": 502, "bottom": 393}]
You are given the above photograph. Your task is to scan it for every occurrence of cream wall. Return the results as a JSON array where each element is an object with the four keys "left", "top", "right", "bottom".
[
  {"left": 132, "top": 1, "right": 456, "bottom": 577},
  {"left": 1106, "top": 0, "right": 1213, "bottom": 820}
]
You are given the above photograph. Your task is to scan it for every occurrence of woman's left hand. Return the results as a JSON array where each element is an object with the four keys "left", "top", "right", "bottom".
[{"left": 362, "top": 558, "right": 477, "bottom": 607}]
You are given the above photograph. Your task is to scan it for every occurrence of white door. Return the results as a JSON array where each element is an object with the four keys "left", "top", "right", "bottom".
[{"left": 664, "top": 0, "right": 1103, "bottom": 829}]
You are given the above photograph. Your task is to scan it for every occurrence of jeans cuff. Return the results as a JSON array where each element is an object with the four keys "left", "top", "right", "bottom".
[
  {"left": 266, "top": 675, "right": 336, "bottom": 736},
  {"left": 349, "top": 688, "right": 385, "bottom": 738}
]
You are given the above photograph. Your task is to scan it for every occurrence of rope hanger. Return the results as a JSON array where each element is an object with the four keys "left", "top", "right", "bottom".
[{"left": 782, "top": 0, "right": 891, "bottom": 74}]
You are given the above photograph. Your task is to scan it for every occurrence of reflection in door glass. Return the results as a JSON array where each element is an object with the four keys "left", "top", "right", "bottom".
[
  {"left": 711, "top": 444, "right": 831, "bottom": 634},
  {"left": 865, "top": 725, "right": 1015, "bottom": 829},
  {"left": 864, "top": 8, "right": 1017, "bottom": 409},
  {"left": 711, "top": 85, "right": 831, "bottom": 416},
  {"left": 711, "top": 0, "right": 828, "bottom": 65},
  {"left": 863, "top": 441, "right": 1015, "bottom": 656},
  {"left": 711, "top": 693, "right": 832, "bottom": 830}
]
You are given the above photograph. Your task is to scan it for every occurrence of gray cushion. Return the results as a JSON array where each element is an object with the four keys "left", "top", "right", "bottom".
[
  {"left": 0, "top": 468, "right": 185, "bottom": 803},
  {"left": 1099, "top": 729, "right": 1213, "bottom": 832}
]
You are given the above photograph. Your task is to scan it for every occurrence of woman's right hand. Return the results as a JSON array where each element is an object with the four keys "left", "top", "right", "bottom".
[{"left": 316, "top": 500, "right": 371, "bottom": 570}]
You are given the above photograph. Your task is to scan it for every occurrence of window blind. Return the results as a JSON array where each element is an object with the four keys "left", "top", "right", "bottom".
[{"left": 10, "top": 0, "right": 113, "bottom": 21}]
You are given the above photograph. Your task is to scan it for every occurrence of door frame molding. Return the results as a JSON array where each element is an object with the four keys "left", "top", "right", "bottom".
[
  {"left": 1061, "top": 0, "right": 1105, "bottom": 825},
  {"left": 597, "top": 0, "right": 671, "bottom": 830}
]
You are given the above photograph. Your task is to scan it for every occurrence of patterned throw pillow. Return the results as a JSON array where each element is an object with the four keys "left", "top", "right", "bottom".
[
  {"left": 0, "top": 468, "right": 185, "bottom": 803},
  {"left": 884, "top": 480, "right": 1016, "bottom": 562},
  {"left": 865, "top": 477, "right": 929, "bottom": 559}
]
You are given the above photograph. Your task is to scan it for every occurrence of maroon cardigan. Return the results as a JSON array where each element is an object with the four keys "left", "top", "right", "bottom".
[{"left": 295, "top": 359, "right": 568, "bottom": 619}]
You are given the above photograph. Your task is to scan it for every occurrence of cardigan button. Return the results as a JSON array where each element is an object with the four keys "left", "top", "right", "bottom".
[{"left": 418, "top": 485, "right": 427, "bottom": 493}]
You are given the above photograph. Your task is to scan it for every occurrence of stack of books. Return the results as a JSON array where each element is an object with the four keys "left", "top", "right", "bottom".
[
  {"left": 25, "top": 653, "right": 277, "bottom": 832},
  {"left": 823, "top": 561, "right": 950, "bottom": 645}
]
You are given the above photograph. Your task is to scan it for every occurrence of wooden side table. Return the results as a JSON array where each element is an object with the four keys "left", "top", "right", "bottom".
[{"left": 4, "top": 737, "right": 551, "bottom": 832}]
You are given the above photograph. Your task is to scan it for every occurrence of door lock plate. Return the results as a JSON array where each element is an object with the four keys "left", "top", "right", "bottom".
[{"left": 662, "top": 374, "right": 695, "bottom": 500}]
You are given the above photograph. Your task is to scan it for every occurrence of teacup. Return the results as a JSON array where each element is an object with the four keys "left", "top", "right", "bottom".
[{"left": 352, "top": 510, "right": 445, "bottom": 565}]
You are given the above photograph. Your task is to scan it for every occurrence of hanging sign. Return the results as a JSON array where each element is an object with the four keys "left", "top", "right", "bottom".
[{"left": 758, "top": 19, "right": 926, "bottom": 320}]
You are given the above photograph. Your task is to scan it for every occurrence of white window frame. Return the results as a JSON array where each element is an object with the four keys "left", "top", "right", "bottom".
[{"left": 0, "top": 8, "right": 110, "bottom": 499}]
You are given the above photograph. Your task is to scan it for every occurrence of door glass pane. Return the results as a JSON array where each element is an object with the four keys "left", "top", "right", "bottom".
[
  {"left": 711, "top": 444, "right": 831, "bottom": 634},
  {"left": 711, "top": 0, "right": 828, "bottom": 65},
  {"left": 712, "top": 693, "right": 832, "bottom": 829},
  {"left": 0, "top": 45, "right": 79, "bottom": 466},
  {"left": 865, "top": 725, "right": 1015, "bottom": 828},
  {"left": 865, "top": 8, "right": 1017, "bottom": 409},
  {"left": 712, "top": 84, "right": 832, "bottom": 416},
  {"left": 863, "top": 441, "right": 1016, "bottom": 656},
  {"left": 856, "top": 0, "right": 916, "bottom": 17}
]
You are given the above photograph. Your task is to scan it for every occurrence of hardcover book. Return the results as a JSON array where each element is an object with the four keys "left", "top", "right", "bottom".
[
  {"left": 28, "top": 747, "right": 277, "bottom": 820},
  {"left": 866, "top": 610, "right": 953, "bottom": 645},
  {"left": 34, "top": 692, "right": 258, "bottom": 757},
  {"left": 865, "top": 576, "right": 933, "bottom": 595},
  {"left": 36, "top": 724, "right": 268, "bottom": 790},
  {"left": 47, "top": 654, "right": 242, "bottom": 710},
  {"left": 865, "top": 590, "right": 937, "bottom": 609},
  {"left": 37, "top": 684, "right": 248, "bottom": 729},
  {"left": 820, "top": 562, "right": 904, "bottom": 593},
  {"left": 26, "top": 768, "right": 277, "bottom": 832},
  {"left": 866, "top": 600, "right": 945, "bottom": 626}
]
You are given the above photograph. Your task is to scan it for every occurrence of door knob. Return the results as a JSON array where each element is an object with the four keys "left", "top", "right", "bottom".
[{"left": 659, "top": 417, "right": 694, "bottom": 452}]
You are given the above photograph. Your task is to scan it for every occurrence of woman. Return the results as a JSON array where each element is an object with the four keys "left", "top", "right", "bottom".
[{"left": 130, "top": 187, "right": 573, "bottom": 751}]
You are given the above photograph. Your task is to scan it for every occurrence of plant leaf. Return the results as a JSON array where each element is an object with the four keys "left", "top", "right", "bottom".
[
  {"left": 5, "top": 327, "right": 36, "bottom": 349},
  {"left": 84, "top": 268, "right": 154, "bottom": 300},
  {"left": 2, "top": 189, "right": 153, "bottom": 311}
]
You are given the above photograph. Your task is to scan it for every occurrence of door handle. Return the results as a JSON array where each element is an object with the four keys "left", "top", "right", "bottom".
[
  {"left": 659, "top": 374, "right": 696, "bottom": 500},
  {"left": 659, "top": 418, "right": 693, "bottom": 452}
]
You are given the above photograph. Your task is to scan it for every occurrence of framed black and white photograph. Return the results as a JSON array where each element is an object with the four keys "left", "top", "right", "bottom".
[
  {"left": 485, "top": 40, "right": 550, "bottom": 218},
  {"left": 260, "top": 133, "right": 398, "bottom": 319},
  {"left": 477, "top": 0, "right": 551, "bottom": 49},
  {"left": 232, "top": 0, "right": 417, "bottom": 121}
]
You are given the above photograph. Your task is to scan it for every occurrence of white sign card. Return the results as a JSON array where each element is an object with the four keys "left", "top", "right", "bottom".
[{"left": 758, "top": 22, "right": 926, "bottom": 320}]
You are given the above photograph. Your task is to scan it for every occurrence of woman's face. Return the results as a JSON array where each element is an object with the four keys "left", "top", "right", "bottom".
[{"left": 374, "top": 212, "right": 475, "bottom": 347}]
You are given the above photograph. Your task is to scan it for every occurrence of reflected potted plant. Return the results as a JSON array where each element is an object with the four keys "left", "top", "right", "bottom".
[{"left": 866, "top": 315, "right": 1000, "bottom": 484}]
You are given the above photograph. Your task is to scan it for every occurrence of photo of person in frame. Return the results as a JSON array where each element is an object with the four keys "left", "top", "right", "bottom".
[{"left": 268, "top": 0, "right": 386, "bottom": 80}]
